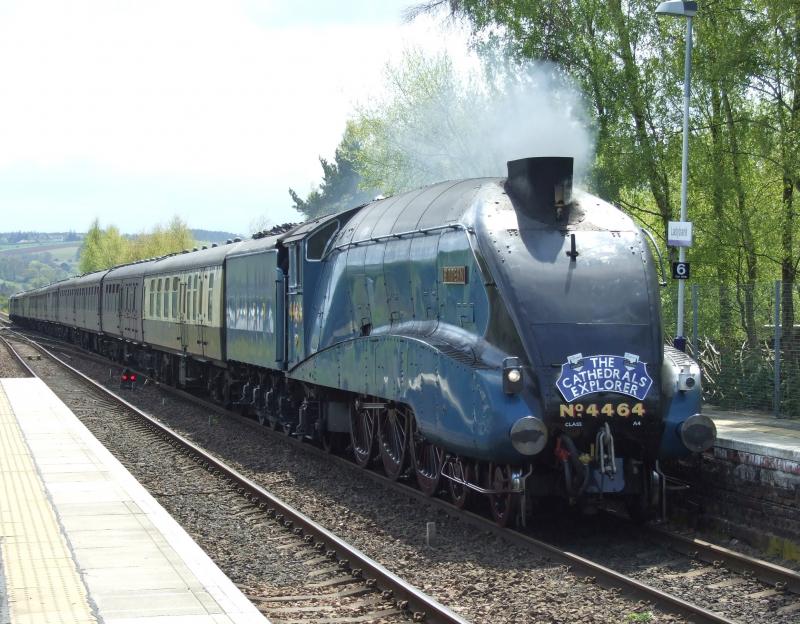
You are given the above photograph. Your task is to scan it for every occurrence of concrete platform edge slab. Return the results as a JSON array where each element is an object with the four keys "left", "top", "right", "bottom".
[{"left": 1, "top": 378, "right": 269, "bottom": 624}]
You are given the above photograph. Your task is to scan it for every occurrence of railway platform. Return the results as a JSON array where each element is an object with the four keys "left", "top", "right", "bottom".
[
  {"left": 0, "top": 377, "right": 268, "bottom": 624},
  {"left": 677, "top": 406, "right": 800, "bottom": 562},
  {"left": 705, "top": 406, "right": 800, "bottom": 469}
]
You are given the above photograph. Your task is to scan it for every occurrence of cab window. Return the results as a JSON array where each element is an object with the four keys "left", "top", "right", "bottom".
[
  {"left": 289, "top": 244, "right": 303, "bottom": 290},
  {"left": 306, "top": 220, "right": 339, "bottom": 260}
]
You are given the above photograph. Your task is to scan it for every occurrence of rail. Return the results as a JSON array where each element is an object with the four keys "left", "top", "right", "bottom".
[
  {"left": 0, "top": 332, "right": 36, "bottom": 377},
  {"left": 4, "top": 330, "right": 470, "bottom": 624},
  {"left": 14, "top": 327, "right": 800, "bottom": 624}
]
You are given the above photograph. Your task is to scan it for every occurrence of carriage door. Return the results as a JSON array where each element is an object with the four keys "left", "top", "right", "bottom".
[
  {"left": 287, "top": 243, "right": 304, "bottom": 367},
  {"left": 116, "top": 284, "right": 123, "bottom": 333},
  {"left": 197, "top": 272, "right": 206, "bottom": 357},
  {"left": 178, "top": 278, "right": 188, "bottom": 352},
  {"left": 121, "top": 283, "right": 129, "bottom": 335}
]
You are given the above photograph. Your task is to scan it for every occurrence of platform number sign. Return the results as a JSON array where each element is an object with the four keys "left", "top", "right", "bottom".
[{"left": 672, "top": 262, "right": 690, "bottom": 280}]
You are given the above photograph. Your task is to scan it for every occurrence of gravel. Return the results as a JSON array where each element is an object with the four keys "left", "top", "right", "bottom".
[
  {"left": 3, "top": 340, "right": 411, "bottom": 623},
  {"left": 0, "top": 333, "right": 31, "bottom": 377},
  {"left": 532, "top": 514, "right": 800, "bottom": 623},
  {"left": 11, "top": 335, "right": 796, "bottom": 622},
  {"left": 8, "top": 342, "right": 693, "bottom": 624}
]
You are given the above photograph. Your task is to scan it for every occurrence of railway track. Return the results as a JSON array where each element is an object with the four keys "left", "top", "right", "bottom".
[
  {"left": 2, "top": 330, "right": 467, "bottom": 624},
  {"left": 7, "top": 327, "right": 800, "bottom": 622},
  {"left": 0, "top": 329, "right": 35, "bottom": 377}
]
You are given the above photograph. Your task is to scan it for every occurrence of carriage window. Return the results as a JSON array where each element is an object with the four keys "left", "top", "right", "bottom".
[
  {"left": 156, "top": 279, "right": 162, "bottom": 318},
  {"left": 149, "top": 280, "right": 155, "bottom": 317},
  {"left": 199, "top": 275, "right": 205, "bottom": 320},
  {"left": 163, "top": 279, "right": 169, "bottom": 317},
  {"left": 192, "top": 274, "right": 198, "bottom": 320},
  {"left": 207, "top": 273, "right": 214, "bottom": 322},
  {"left": 172, "top": 278, "right": 178, "bottom": 319}
]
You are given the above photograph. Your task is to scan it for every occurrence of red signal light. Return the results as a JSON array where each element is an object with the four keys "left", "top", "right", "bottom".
[
  {"left": 130, "top": 374, "right": 137, "bottom": 382},
  {"left": 121, "top": 374, "right": 129, "bottom": 381}
]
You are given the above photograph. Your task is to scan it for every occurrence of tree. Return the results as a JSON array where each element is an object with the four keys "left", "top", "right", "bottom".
[
  {"left": 78, "top": 217, "right": 196, "bottom": 273},
  {"left": 127, "top": 216, "right": 194, "bottom": 262},
  {"left": 289, "top": 147, "right": 378, "bottom": 220},
  {"left": 344, "top": 48, "right": 593, "bottom": 195},
  {"left": 749, "top": 0, "right": 800, "bottom": 343},
  {"left": 79, "top": 219, "right": 127, "bottom": 273},
  {"left": 412, "top": 0, "right": 800, "bottom": 409}
]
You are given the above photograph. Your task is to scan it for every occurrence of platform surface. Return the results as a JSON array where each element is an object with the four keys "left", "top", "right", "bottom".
[
  {"left": 0, "top": 377, "right": 269, "bottom": 624},
  {"left": 705, "top": 405, "right": 800, "bottom": 464}
]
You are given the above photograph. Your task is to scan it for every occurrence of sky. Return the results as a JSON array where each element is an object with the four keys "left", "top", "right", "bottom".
[{"left": 0, "top": 0, "right": 473, "bottom": 236}]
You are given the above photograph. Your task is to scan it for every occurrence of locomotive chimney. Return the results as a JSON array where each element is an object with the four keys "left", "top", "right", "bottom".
[{"left": 506, "top": 157, "right": 573, "bottom": 220}]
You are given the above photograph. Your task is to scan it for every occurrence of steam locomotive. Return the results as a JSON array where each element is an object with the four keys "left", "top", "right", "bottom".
[{"left": 10, "top": 156, "right": 716, "bottom": 525}]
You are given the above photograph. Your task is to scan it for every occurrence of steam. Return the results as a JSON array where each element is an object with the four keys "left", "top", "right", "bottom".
[
  {"left": 476, "top": 61, "right": 594, "bottom": 180},
  {"left": 366, "top": 55, "right": 595, "bottom": 191}
]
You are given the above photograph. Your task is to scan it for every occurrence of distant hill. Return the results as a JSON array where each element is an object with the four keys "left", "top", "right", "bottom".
[
  {"left": 0, "top": 240, "right": 80, "bottom": 300},
  {"left": 0, "top": 229, "right": 241, "bottom": 245},
  {"left": 190, "top": 229, "right": 242, "bottom": 243},
  {"left": 0, "top": 231, "right": 83, "bottom": 245}
]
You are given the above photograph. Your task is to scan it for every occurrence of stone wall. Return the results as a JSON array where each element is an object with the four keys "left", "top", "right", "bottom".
[{"left": 666, "top": 447, "right": 800, "bottom": 562}]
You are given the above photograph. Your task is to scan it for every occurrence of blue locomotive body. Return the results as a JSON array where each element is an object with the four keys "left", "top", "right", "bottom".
[{"left": 9, "top": 157, "right": 715, "bottom": 524}]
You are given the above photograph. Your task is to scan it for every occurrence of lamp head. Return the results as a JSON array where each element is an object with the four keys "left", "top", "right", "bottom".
[{"left": 655, "top": 1, "right": 697, "bottom": 17}]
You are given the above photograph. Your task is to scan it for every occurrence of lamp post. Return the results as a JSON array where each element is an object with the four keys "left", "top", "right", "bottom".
[{"left": 656, "top": 0, "right": 696, "bottom": 353}]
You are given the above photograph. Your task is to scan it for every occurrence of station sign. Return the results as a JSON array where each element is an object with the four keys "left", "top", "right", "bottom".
[
  {"left": 672, "top": 262, "right": 690, "bottom": 280},
  {"left": 668, "top": 221, "right": 693, "bottom": 247}
]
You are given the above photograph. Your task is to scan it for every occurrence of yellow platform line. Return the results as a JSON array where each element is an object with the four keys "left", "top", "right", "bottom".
[{"left": 0, "top": 386, "right": 97, "bottom": 624}]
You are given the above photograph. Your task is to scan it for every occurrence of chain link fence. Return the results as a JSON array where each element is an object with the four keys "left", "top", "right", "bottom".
[{"left": 661, "top": 281, "right": 800, "bottom": 418}]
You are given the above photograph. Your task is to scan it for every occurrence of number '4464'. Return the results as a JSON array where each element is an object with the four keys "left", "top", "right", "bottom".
[{"left": 559, "top": 403, "right": 646, "bottom": 418}]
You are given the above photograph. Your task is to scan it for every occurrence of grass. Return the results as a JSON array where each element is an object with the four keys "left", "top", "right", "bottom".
[{"left": 626, "top": 612, "right": 653, "bottom": 623}]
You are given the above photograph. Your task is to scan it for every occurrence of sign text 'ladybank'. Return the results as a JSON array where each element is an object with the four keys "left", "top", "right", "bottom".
[
  {"left": 556, "top": 353, "right": 653, "bottom": 402},
  {"left": 668, "top": 221, "right": 693, "bottom": 247}
]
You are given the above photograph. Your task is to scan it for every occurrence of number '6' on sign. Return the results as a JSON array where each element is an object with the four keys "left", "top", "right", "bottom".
[{"left": 672, "top": 262, "right": 690, "bottom": 280}]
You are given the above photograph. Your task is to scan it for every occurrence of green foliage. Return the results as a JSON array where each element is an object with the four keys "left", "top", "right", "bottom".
[
  {"left": 78, "top": 217, "right": 195, "bottom": 273},
  {"left": 335, "top": 3, "right": 798, "bottom": 413},
  {"left": 128, "top": 216, "right": 195, "bottom": 263},
  {"left": 400, "top": 1, "right": 799, "bottom": 409},
  {"left": 0, "top": 245, "right": 75, "bottom": 297},
  {"left": 626, "top": 613, "right": 653, "bottom": 623},
  {"left": 344, "top": 49, "right": 481, "bottom": 194},
  {"left": 79, "top": 220, "right": 126, "bottom": 274},
  {"left": 344, "top": 48, "right": 593, "bottom": 196},
  {"left": 289, "top": 148, "right": 377, "bottom": 220}
]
